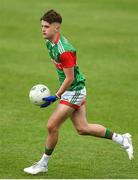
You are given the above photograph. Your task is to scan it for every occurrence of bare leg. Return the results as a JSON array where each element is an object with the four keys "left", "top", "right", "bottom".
[
  {"left": 46, "top": 104, "right": 75, "bottom": 149},
  {"left": 70, "top": 104, "right": 133, "bottom": 160},
  {"left": 23, "top": 104, "right": 75, "bottom": 175},
  {"left": 70, "top": 104, "right": 112, "bottom": 138},
  {"left": 24, "top": 104, "right": 133, "bottom": 175}
]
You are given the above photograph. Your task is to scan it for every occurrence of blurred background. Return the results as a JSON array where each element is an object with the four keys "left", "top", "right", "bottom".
[{"left": 0, "top": 0, "right": 138, "bottom": 178}]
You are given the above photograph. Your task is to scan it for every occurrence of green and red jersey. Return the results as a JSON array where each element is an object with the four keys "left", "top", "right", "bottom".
[{"left": 45, "top": 34, "right": 85, "bottom": 91}]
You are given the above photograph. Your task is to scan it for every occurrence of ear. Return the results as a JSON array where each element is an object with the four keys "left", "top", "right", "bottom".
[{"left": 54, "top": 23, "right": 60, "bottom": 33}]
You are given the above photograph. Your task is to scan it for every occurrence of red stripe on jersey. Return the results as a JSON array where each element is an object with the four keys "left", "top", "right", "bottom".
[{"left": 59, "top": 52, "right": 76, "bottom": 68}]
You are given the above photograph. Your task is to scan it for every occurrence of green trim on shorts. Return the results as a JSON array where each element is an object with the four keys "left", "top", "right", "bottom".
[{"left": 70, "top": 91, "right": 81, "bottom": 104}]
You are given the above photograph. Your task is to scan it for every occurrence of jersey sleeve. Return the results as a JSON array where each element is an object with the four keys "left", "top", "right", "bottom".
[{"left": 59, "top": 52, "right": 76, "bottom": 68}]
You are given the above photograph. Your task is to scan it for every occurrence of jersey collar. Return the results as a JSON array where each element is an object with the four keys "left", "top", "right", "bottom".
[{"left": 47, "top": 33, "right": 60, "bottom": 47}]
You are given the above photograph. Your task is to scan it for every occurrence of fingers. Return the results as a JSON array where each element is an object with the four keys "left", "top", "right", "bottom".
[{"left": 40, "top": 101, "right": 50, "bottom": 108}]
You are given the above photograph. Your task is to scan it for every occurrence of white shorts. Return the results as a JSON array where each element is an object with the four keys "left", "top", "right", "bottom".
[{"left": 60, "top": 87, "right": 86, "bottom": 110}]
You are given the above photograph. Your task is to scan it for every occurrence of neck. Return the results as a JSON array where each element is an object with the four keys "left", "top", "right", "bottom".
[{"left": 49, "top": 32, "right": 60, "bottom": 44}]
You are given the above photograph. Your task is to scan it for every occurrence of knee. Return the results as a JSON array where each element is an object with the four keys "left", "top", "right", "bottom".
[
  {"left": 47, "top": 123, "right": 58, "bottom": 134},
  {"left": 76, "top": 126, "right": 88, "bottom": 135}
]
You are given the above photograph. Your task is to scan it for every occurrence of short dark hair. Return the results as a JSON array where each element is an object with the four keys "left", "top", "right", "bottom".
[{"left": 40, "top": 9, "right": 62, "bottom": 24}]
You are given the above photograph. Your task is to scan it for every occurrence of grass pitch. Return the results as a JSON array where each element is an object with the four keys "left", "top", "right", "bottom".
[{"left": 0, "top": 0, "right": 138, "bottom": 178}]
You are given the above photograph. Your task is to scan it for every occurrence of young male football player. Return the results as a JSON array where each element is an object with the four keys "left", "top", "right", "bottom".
[{"left": 24, "top": 9, "right": 134, "bottom": 175}]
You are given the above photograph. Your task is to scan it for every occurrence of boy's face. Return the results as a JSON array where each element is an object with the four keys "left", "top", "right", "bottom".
[{"left": 41, "top": 20, "right": 60, "bottom": 40}]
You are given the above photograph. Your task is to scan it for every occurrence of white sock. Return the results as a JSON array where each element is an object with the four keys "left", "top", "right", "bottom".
[
  {"left": 112, "top": 133, "right": 123, "bottom": 145},
  {"left": 39, "top": 154, "right": 50, "bottom": 165}
]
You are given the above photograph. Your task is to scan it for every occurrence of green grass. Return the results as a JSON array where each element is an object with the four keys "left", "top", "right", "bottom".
[{"left": 0, "top": 0, "right": 138, "bottom": 178}]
